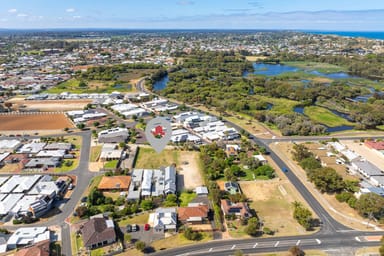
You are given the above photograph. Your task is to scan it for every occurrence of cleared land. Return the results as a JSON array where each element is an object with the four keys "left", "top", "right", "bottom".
[
  {"left": 177, "top": 151, "right": 204, "bottom": 190},
  {"left": 134, "top": 147, "right": 179, "bottom": 168},
  {"left": 0, "top": 113, "right": 73, "bottom": 130},
  {"left": 303, "top": 106, "right": 354, "bottom": 127},
  {"left": 150, "top": 233, "right": 212, "bottom": 251},
  {"left": 8, "top": 99, "right": 92, "bottom": 111},
  {"left": 240, "top": 180, "right": 316, "bottom": 237}
]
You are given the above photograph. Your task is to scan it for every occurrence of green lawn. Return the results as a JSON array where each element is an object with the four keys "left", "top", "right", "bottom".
[
  {"left": 71, "top": 232, "right": 84, "bottom": 256},
  {"left": 134, "top": 147, "right": 180, "bottom": 168},
  {"left": 304, "top": 106, "right": 354, "bottom": 127},
  {"left": 91, "top": 248, "right": 104, "bottom": 256},
  {"left": 117, "top": 212, "right": 150, "bottom": 226},
  {"left": 282, "top": 61, "right": 347, "bottom": 73},
  {"left": 54, "top": 157, "right": 79, "bottom": 173},
  {"left": 179, "top": 192, "right": 197, "bottom": 206},
  {"left": 104, "top": 160, "right": 119, "bottom": 169}
]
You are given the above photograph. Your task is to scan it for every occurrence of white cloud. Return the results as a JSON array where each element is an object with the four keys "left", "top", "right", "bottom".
[
  {"left": 8, "top": 9, "right": 17, "bottom": 13},
  {"left": 66, "top": 8, "right": 76, "bottom": 13},
  {"left": 17, "top": 13, "right": 28, "bottom": 17},
  {"left": 73, "top": 15, "right": 82, "bottom": 19}
]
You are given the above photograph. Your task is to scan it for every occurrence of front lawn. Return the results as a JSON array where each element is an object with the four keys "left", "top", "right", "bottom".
[
  {"left": 118, "top": 212, "right": 150, "bottom": 226},
  {"left": 179, "top": 192, "right": 197, "bottom": 206}
]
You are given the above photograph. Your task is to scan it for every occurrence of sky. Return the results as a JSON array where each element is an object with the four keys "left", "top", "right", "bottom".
[{"left": 1, "top": 0, "right": 384, "bottom": 30}]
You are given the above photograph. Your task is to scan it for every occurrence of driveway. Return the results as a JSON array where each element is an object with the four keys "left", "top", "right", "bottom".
[{"left": 121, "top": 225, "right": 164, "bottom": 245}]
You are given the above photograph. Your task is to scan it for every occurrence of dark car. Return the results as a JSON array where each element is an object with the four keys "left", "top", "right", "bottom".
[
  {"left": 282, "top": 167, "right": 289, "bottom": 173},
  {"left": 126, "top": 224, "right": 132, "bottom": 233},
  {"left": 81, "top": 197, "right": 87, "bottom": 203},
  {"left": 144, "top": 223, "right": 150, "bottom": 231}
]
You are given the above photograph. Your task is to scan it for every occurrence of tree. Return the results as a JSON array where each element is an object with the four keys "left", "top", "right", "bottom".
[
  {"left": 245, "top": 217, "right": 259, "bottom": 236},
  {"left": 292, "top": 201, "right": 313, "bottom": 230},
  {"left": 88, "top": 187, "right": 105, "bottom": 206},
  {"left": 355, "top": 193, "right": 384, "bottom": 219},
  {"left": 93, "top": 121, "right": 100, "bottom": 127},
  {"left": 307, "top": 167, "right": 345, "bottom": 193},
  {"left": 135, "top": 241, "right": 146, "bottom": 252},
  {"left": 299, "top": 157, "right": 321, "bottom": 171},
  {"left": 164, "top": 194, "right": 178, "bottom": 207},
  {"left": 292, "top": 144, "right": 313, "bottom": 162},
  {"left": 224, "top": 168, "right": 236, "bottom": 181},
  {"left": 75, "top": 206, "right": 88, "bottom": 218},
  {"left": 254, "top": 164, "right": 275, "bottom": 179},
  {"left": 140, "top": 200, "right": 154, "bottom": 211},
  {"left": 76, "top": 123, "right": 85, "bottom": 130},
  {"left": 234, "top": 250, "right": 244, "bottom": 256},
  {"left": 289, "top": 245, "right": 305, "bottom": 256}
]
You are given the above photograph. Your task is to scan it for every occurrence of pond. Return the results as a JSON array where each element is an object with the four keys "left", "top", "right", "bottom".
[{"left": 152, "top": 75, "right": 169, "bottom": 91}]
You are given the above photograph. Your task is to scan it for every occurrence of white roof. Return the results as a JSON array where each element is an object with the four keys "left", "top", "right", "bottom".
[
  {"left": 36, "top": 150, "right": 66, "bottom": 158},
  {"left": 28, "top": 181, "right": 59, "bottom": 196},
  {"left": 142, "top": 170, "right": 153, "bottom": 195},
  {"left": 13, "top": 175, "right": 41, "bottom": 193},
  {"left": 196, "top": 186, "right": 208, "bottom": 195},
  {"left": 0, "top": 140, "right": 21, "bottom": 151},
  {"left": 0, "top": 193, "right": 23, "bottom": 215},
  {"left": 7, "top": 227, "right": 49, "bottom": 247},
  {"left": 0, "top": 152, "right": 10, "bottom": 162},
  {"left": 18, "top": 142, "right": 46, "bottom": 154},
  {"left": 0, "top": 177, "right": 9, "bottom": 187},
  {"left": 341, "top": 150, "right": 360, "bottom": 161},
  {"left": 0, "top": 175, "right": 23, "bottom": 193},
  {"left": 11, "top": 195, "right": 40, "bottom": 213},
  {"left": 328, "top": 142, "right": 346, "bottom": 152},
  {"left": 122, "top": 108, "right": 147, "bottom": 117},
  {"left": 254, "top": 154, "right": 267, "bottom": 162}
]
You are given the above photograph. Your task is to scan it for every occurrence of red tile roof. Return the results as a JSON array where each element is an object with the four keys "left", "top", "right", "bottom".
[
  {"left": 365, "top": 140, "right": 384, "bottom": 150},
  {"left": 14, "top": 239, "right": 50, "bottom": 256},
  {"left": 178, "top": 204, "right": 209, "bottom": 221}
]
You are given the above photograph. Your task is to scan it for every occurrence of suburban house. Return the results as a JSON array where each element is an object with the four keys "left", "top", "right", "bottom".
[
  {"left": 99, "top": 144, "right": 123, "bottom": 161},
  {"left": 178, "top": 203, "right": 210, "bottom": 225},
  {"left": 150, "top": 207, "right": 177, "bottom": 232},
  {"left": 97, "top": 176, "right": 131, "bottom": 191},
  {"left": 0, "top": 139, "right": 21, "bottom": 153},
  {"left": 13, "top": 239, "right": 50, "bottom": 256},
  {"left": 351, "top": 159, "right": 384, "bottom": 187},
  {"left": 24, "top": 157, "right": 61, "bottom": 169},
  {"left": 128, "top": 165, "right": 177, "bottom": 199},
  {"left": 195, "top": 186, "right": 209, "bottom": 196},
  {"left": 7, "top": 227, "right": 50, "bottom": 250},
  {"left": 220, "top": 199, "right": 251, "bottom": 219},
  {"left": 98, "top": 128, "right": 129, "bottom": 143},
  {"left": 226, "top": 144, "right": 241, "bottom": 158},
  {"left": 253, "top": 154, "right": 267, "bottom": 164},
  {"left": 224, "top": 181, "right": 240, "bottom": 194},
  {"left": 81, "top": 216, "right": 116, "bottom": 249}
]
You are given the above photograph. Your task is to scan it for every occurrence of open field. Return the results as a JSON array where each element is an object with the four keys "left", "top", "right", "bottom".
[
  {"left": 304, "top": 106, "right": 354, "bottom": 127},
  {"left": 8, "top": 98, "right": 92, "bottom": 111},
  {"left": 245, "top": 56, "right": 267, "bottom": 62},
  {"left": 240, "top": 180, "right": 317, "bottom": 237},
  {"left": 44, "top": 78, "right": 133, "bottom": 94},
  {"left": 118, "top": 212, "right": 150, "bottom": 226},
  {"left": 134, "top": 147, "right": 179, "bottom": 168},
  {"left": 282, "top": 61, "right": 347, "bottom": 73},
  {"left": 0, "top": 113, "right": 73, "bottom": 130},
  {"left": 255, "top": 96, "right": 300, "bottom": 115},
  {"left": 150, "top": 233, "right": 212, "bottom": 251}
]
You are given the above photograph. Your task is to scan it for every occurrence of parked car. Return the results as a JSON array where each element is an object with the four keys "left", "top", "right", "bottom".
[
  {"left": 144, "top": 224, "right": 150, "bottom": 231},
  {"left": 126, "top": 224, "right": 132, "bottom": 233},
  {"left": 81, "top": 196, "right": 87, "bottom": 203},
  {"left": 68, "top": 183, "right": 74, "bottom": 190},
  {"left": 131, "top": 224, "right": 138, "bottom": 232}
]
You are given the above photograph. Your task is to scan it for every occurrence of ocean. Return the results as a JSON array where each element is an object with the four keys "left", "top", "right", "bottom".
[{"left": 306, "top": 31, "right": 384, "bottom": 40}]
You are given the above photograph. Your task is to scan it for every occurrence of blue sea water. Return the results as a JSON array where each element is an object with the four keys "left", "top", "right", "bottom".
[{"left": 306, "top": 31, "right": 384, "bottom": 40}]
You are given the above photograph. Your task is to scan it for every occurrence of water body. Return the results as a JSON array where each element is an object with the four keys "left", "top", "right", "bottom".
[
  {"left": 152, "top": 75, "right": 169, "bottom": 91},
  {"left": 305, "top": 31, "right": 384, "bottom": 40}
]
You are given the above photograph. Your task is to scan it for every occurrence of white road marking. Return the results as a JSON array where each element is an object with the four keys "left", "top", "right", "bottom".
[
  {"left": 316, "top": 239, "right": 322, "bottom": 245},
  {"left": 231, "top": 245, "right": 236, "bottom": 250},
  {"left": 274, "top": 241, "right": 279, "bottom": 247},
  {"left": 208, "top": 248, "right": 213, "bottom": 252},
  {"left": 296, "top": 240, "right": 301, "bottom": 246},
  {"left": 253, "top": 243, "right": 258, "bottom": 248},
  {"left": 355, "top": 237, "right": 361, "bottom": 242}
]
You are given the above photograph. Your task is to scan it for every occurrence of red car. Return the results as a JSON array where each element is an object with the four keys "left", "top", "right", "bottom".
[{"left": 144, "top": 224, "right": 150, "bottom": 231}]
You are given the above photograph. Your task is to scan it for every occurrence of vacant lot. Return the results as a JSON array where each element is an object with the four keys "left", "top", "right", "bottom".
[
  {"left": 241, "top": 180, "right": 316, "bottom": 237},
  {"left": 8, "top": 99, "right": 92, "bottom": 111},
  {"left": 177, "top": 151, "right": 204, "bottom": 190},
  {"left": 0, "top": 113, "right": 73, "bottom": 130},
  {"left": 134, "top": 147, "right": 179, "bottom": 168}
]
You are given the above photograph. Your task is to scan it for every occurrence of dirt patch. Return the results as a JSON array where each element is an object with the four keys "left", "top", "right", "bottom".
[
  {"left": 8, "top": 99, "right": 92, "bottom": 111},
  {"left": 343, "top": 140, "right": 384, "bottom": 169},
  {"left": 0, "top": 113, "right": 74, "bottom": 131},
  {"left": 240, "top": 180, "right": 315, "bottom": 236},
  {"left": 177, "top": 151, "right": 204, "bottom": 190}
]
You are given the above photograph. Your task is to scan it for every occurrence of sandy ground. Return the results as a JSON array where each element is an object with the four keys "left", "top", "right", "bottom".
[
  {"left": 0, "top": 113, "right": 74, "bottom": 130},
  {"left": 343, "top": 140, "right": 384, "bottom": 168},
  {"left": 8, "top": 99, "right": 92, "bottom": 111},
  {"left": 270, "top": 142, "right": 380, "bottom": 231},
  {"left": 177, "top": 151, "right": 204, "bottom": 190}
]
